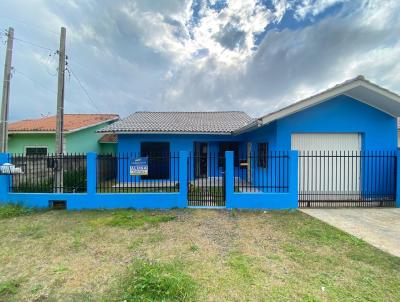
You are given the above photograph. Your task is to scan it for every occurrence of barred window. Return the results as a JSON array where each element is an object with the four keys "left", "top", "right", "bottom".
[
  {"left": 25, "top": 147, "right": 48, "bottom": 156},
  {"left": 258, "top": 143, "right": 268, "bottom": 168}
]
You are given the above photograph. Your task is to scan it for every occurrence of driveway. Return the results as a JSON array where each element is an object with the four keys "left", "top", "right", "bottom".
[{"left": 301, "top": 208, "right": 400, "bottom": 257}]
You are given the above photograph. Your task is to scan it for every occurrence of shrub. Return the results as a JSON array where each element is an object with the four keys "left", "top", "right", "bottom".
[
  {"left": 12, "top": 169, "right": 86, "bottom": 193},
  {"left": 63, "top": 169, "right": 87, "bottom": 193},
  {"left": 13, "top": 178, "right": 53, "bottom": 193}
]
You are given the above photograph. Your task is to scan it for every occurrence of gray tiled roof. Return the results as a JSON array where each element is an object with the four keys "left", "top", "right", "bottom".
[{"left": 98, "top": 111, "right": 254, "bottom": 134}]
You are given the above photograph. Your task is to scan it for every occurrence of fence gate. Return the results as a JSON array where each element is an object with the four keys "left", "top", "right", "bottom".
[
  {"left": 298, "top": 151, "right": 397, "bottom": 208},
  {"left": 187, "top": 152, "right": 226, "bottom": 207}
]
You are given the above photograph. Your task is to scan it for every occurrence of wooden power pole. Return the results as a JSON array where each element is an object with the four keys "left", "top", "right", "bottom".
[
  {"left": 55, "top": 27, "right": 66, "bottom": 193},
  {"left": 0, "top": 27, "right": 14, "bottom": 153}
]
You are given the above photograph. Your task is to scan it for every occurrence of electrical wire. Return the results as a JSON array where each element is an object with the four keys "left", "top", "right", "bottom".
[
  {"left": 13, "top": 68, "right": 57, "bottom": 94},
  {"left": 12, "top": 36, "right": 54, "bottom": 52},
  {"left": 69, "top": 68, "right": 100, "bottom": 113}
]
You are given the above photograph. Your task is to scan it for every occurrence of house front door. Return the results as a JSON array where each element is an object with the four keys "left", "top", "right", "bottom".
[{"left": 194, "top": 142, "right": 208, "bottom": 178}]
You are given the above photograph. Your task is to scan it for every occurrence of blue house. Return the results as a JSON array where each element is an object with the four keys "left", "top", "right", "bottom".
[
  {"left": 96, "top": 76, "right": 400, "bottom": 207},
  {"left": 2, "top": 76, "right": 399, "bottom": 210}
]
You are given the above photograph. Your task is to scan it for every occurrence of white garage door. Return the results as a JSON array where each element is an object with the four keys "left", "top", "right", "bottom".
[
  {"left": 292, "top": 133, "right": 362, "bottom": 201},
  {"left": 291, "top": 133, "right": 361, "bottom": 152}
]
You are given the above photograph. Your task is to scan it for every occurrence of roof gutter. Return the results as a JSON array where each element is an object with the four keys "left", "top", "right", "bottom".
[{"left": 232, "top": 119, "right": 263, "bottom": 135}]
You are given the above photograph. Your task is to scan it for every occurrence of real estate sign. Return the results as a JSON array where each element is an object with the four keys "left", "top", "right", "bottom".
[
  {"left": 130, "top": 157, "right": 148, "bottom": 176},
  {"left": 0, "top": 163, "right": 23, "bottom": 175}
]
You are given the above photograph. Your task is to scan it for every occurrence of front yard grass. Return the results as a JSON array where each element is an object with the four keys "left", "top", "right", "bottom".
[{"left": 0, "top": 206, "right": 399, "bottom": 301}]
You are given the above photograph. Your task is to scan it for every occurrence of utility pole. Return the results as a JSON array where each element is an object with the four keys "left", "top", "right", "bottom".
[
  {"left": 55, "top": 27, "right": 66, "bottom": 193},
  {"left": 0, "top": 27, "right": 14, "bottom": 153}
]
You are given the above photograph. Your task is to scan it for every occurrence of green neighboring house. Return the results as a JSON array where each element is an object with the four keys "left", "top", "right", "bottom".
[{"left": 8, "top": 114, "right": 119, "bottom": 155}]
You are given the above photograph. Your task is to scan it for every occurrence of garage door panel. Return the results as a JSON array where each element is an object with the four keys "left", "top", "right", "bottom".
[
  {"left": 291, "top": 133, "right": 361, "bottom": 151},
  {"left": 293, "top": 133, "right": 361, "bottom": 203}
]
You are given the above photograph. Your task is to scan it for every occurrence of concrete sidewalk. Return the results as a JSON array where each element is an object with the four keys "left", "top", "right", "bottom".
[{"left": 301, "top": 208, "right": 400, "bottom": 257}]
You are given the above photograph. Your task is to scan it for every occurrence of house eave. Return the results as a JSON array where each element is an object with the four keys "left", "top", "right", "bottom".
[
  {"left": 234, "top": 76, "right": 400, "bottom": 135},
  {"left": 97, "top": 130, "right": 234, "bottom": 135}
]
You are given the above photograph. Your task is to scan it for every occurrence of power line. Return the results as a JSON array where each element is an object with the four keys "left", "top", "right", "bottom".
[
  {"left": 0, "top": 29, "right": 56, "bottom": 52},
  {"left": 13, "top": 68, "right": 57, "bottom": 94},
  {"left": 13, "top": 36, "right": 54, "bottom": 52},
  {"left": 69, "top": 68, "right": 100, "bottom": 113}
]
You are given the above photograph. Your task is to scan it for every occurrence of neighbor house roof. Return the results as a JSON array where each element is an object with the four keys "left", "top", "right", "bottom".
[
  {"left": 9, "top": 114, "right": 119, "bottom": 134},
  {"left": 98, "top": 111, "right": 254, "bottom": 135},
  {"left": 234, "top": 75, "right": 400, "bottom": 134},
  {"left": 98, "top": 134, "right": 118, "bottom": 143}
]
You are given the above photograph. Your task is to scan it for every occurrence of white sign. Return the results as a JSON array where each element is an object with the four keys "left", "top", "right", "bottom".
[
  {"left": 0, "top": 163, "right": 23, "bottom": 175},
  {"left": 130, "top": 157, "right": 148, "bottom": 176}
]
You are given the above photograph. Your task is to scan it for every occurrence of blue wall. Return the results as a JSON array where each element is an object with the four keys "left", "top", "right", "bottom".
[
  {"left": 0, "top": 152, "right": 188, "bottom": 210},
  {"left": 276, "top": 95, "right": 397, "bottom": 150},
  {"left": 241, "top": 96, "right": 397, "bottom": 150},
  {"left": 118, "top": 134, "right": 247, "bottom": 180},
  {"left": 241, "top": 96, "right": 398, "bottom": 198},
  {"left": 0, "top": 151, "right": 300, "bottom": 210},
  {"left": 226, "top": 151, "right": 299, "bottom": 209}
]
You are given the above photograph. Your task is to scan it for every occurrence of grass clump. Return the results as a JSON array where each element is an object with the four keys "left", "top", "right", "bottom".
[
  {"left": 190, "top": 244, "right": 199, "bottom": 252},
  {"left": 19, "top": 224, "right": 44, "bottom": 239},
  {"left": 0, "top": 204, "right": 35, "bottom": 219},
  {"left": 0, "top": 280, "right": 21, "bottom": 299},
  {"left": 113, "top": 259, "right": 197, "bottom": 302},
  {"left": 92, "top": 209, "right": 175, "bottom": 229},
  {"left": 227, "top": 251, "right": 254, "bottom": 280},
  {"left": 53, "top": 264, "right": 69, "bottom": 274}
]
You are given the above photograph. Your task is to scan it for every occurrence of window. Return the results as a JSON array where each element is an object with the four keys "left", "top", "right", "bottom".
[
  {"left": 258, "top": 143, "right": 268, "bottom": 168},
  {"left": 25, "top": 147, "right": 48, "bottom": 156},
  {"left": 219, "top": 142, "right": 239, "bottom": 167},
  {"left": 140, "top": 142, "right": 170, "bottom": 180}
]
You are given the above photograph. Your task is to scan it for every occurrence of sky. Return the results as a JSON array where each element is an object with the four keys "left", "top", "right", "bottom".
[{"left": 0, "top": 0, "right": 399, "bottom": 121}]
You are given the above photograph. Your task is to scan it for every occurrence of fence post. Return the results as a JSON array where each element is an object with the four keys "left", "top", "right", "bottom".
[
  {"left": 178, "top": 151, "right": 188, "bottom": 208},
  {"left": 289, "top": 150, "right": 299, "bottom": 209},
  {"left": 225, "top": 151, "right": 234, "bottom": 208},
  {"left": 397, "top": 150, "right": 400, "bottom": 208},
  {"left": 0, "top": 153, "right": 10, "bottom": 202},
  {"left": 87, "top": 152, "right": 97, "bottom": 195}
]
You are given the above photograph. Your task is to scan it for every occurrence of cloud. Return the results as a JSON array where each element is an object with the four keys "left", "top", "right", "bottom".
[
  {"left": 163, "top": 0, "right": 400, "bottom": 115},
  {"left": 0, "top": 0, "right": 399, "bottom": 122},
  {"left": 293, "top": 0, "right": 349, "bottom": 20}
]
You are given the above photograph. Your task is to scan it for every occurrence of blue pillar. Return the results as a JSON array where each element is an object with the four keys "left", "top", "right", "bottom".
[
  {"left": 87, "top": 152, "right": 97, "bottom": 195},
  {"left": 289, "top": 150, "right": 299, "bottom": 209},
  {"left": 396, "top": 150, "right": 400, "bottom": 208},
  {"left": 178, "top": 151, "right": 188, "bottom": 208},
  {"left": 0, "top": 153, "right": 10, "bottom": 203},
  {"left": 225, "top": 151, "right": 234, "bottom": 208}
]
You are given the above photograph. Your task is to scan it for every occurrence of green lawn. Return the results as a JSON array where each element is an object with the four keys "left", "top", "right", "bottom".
[{"left": 0, "top": 205, "right": 399, "bottom": 301}]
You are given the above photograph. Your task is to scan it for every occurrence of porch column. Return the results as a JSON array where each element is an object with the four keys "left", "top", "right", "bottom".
[
  {"left": 225, "top": 151, "right": 234, "bottom": 208},
  {"left": 178, "top": 151, "right": 188, "bottom": 208},
  {"left": 86, "top": 152, "right": 97, "bottom": 195},
  {"left": 0, "top": 153, "right": 10, "bottom": 202}
]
